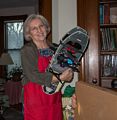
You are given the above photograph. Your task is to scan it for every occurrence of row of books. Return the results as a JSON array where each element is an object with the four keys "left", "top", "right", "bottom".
[
  {"left": 100, "top": 27, "right": 117, "bottom": 50},
  {"left": 100, "top": 3, "right": 110, "bottom": 24},
  {"left": 100, "top": 55, "right": 117, "bottom": 77}
]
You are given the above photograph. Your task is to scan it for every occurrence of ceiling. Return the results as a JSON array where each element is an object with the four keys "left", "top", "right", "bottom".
[{"left": 0, "top": 0, "right": 37, "bottom": 8}]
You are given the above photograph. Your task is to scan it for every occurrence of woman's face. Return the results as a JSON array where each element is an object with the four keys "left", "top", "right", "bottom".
[{"left": 29, "top": 18, "right": 47, "bottom": 42}]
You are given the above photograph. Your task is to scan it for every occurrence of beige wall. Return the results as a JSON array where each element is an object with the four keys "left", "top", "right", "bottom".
[
  {"left": 52, "top": 0, "right": 77, "bottom": 43},
  {"left": 52, "top": 0, "right": 78, "bottom": 92}
]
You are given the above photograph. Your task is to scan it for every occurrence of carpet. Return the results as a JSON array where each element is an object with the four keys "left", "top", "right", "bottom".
[{"left": 2, "top": 107, "right": 23, "bottom": 120}]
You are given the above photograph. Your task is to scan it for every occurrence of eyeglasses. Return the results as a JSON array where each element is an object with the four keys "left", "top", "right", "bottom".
[{"left": 30, "top": 24, "right": 45, "bottom": 32}]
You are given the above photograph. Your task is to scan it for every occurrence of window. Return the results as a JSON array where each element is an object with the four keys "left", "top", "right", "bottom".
[
  {"left": 4, "top": 20, "right": 24, "bottom": 72},
  {"left": 0, "top": 15, "right": 27, "bottom": 76}
]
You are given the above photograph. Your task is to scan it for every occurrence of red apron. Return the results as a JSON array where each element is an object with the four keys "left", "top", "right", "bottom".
[{"left": 23, "top": 54, "right": 63, "bottom": 120}]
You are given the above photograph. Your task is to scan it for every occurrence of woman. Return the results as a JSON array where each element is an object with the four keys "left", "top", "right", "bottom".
[{"left": 21, "top": 14, "right": 73, "bottom": 120}]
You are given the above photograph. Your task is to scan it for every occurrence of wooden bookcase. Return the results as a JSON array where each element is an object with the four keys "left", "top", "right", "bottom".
[
  {"left": 99, "top": 0, "right": 117, "bottom": 88},
  {"left": 77, "top": 0, "right": 117, "bottom": 89}
]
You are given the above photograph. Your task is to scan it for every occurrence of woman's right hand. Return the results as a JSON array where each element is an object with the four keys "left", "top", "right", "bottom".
[{"left": 72, "top": 94, "right": 77, "bottom": 109}]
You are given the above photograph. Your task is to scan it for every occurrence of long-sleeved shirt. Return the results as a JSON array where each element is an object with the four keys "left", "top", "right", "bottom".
[{"left": 20, "top": 41, "right": 53, "bottom": 87}]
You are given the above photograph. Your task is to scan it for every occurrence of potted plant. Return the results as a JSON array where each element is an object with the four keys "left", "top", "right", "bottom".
[{"left": 7, "top": 66, "right": 23, "bottom": 82}]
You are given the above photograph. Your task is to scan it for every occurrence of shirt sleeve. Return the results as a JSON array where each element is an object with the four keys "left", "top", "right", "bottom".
[{"left": 20, "top": 45, "right": 53, "bottom": 87}]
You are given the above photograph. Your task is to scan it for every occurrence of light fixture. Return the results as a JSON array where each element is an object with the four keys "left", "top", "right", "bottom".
[{"left": 0, "top": 53, "right": 14, "bottom": 65}]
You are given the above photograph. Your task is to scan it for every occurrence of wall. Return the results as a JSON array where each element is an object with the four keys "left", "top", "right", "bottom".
[
  {"left": 0, "top": 0, "right": 38, "bottom": 16},
  {"left": 52, "top": 0, "right": 78, "bottom": 91},
  {"left": 52, "top": 0, "right": 77, "bottom": 43},
  {"left": 0, "top": 6, "right": 37, "bottom": 16}
]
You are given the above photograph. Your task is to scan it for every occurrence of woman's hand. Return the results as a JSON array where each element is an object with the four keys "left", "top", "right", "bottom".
[
  {"left": 71, "top": 94, "right": 77, "bottom": 109},
  {"left": 51, "top": 68, "right": 74, "bottom": 83},
  {"left": 60, "top": 68, "right": 74, "bottom": 82}
]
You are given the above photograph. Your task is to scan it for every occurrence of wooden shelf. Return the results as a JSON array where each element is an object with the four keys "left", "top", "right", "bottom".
[
  {"left": 101, "top": 76, "right": 117, "bottom": 79},
  {"left": 100, "top": 24, "right": 117, "bottom": 28},
  {"left": 100, "top": 50, "right": 117, "bottom": 54},
  {"left": 100, "top": 1, "right": 117, "bottom": 4}
]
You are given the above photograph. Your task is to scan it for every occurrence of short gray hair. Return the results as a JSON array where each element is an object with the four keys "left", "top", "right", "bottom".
[{"left": 24, "top": 14, "right": 50, "bottom": 41}]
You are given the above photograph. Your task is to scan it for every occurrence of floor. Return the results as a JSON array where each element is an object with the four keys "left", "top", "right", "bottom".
[{"left": 1, "top": 103, "right": 23, "bottom": 120}]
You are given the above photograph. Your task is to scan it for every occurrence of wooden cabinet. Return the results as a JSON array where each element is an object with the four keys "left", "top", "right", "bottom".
[{"left": 77, "top": 0, "right": 117, "bottom": 89}]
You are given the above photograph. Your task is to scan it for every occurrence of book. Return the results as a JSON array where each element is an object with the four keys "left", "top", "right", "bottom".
[
  {"left": 103, "top": 28, "right": 109, "bottom": 50},
  {"left": 100, "top": 4, "right": 104, "bottom": 24},
  {"left": 110, "top": 7, "right": 117, "bottom": 24},
  {"left": 104, "top": 3, "right": 110, "bottom": 24},
  {"left": 110, "top": 28, "right": 117, "bottom": 50}
]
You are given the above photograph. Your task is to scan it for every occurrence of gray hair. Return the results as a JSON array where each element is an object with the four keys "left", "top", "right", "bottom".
[{"left": 24, "top": 14, "right": 50, "bottom": 41}]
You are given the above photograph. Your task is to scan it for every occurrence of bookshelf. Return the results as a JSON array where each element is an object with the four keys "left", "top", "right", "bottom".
[
  {"left": 99, "top": 0, "right": 117, "bottom": 88},
  {"left": 77, "top": 0, "right": 117, "bottom": 89}
]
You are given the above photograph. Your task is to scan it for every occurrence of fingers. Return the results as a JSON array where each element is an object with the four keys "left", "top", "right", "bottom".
[
  {"left": 61, "top": 68, "right": 73, "bottom": 81},
  {"left": 67, "top": 68, "right": 74, "bottom": 81},
  {"left": 72, "top": 94, "right": 77, "bottom": 109},
  {"left": 65, "top": 68, "right": 73, "bottom": 75},
  {"left": 59, "top": 68, "right": 74, "bottom": 82}
]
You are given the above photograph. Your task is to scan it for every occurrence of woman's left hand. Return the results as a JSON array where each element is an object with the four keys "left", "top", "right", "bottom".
[{"left": 60, "top": 68, "right": 74, "bottom": 82}]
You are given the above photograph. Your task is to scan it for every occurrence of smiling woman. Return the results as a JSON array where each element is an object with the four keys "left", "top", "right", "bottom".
[{"left": 20, "top": 14, "right": 74, "bottom": 120}]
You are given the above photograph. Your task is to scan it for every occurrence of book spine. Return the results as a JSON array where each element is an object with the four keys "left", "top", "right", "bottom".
[
  {"left": 110, "top": 28, "right": 116, "bottom": 50},
  {"left": 104, "top": 3, "right": 110, "bottom": 24},
  {"left": 100, "top": 4, "right": 104, "bottom": 24}
]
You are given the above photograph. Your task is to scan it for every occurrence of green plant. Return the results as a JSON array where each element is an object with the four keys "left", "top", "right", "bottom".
[{"left": 7, "top": 66, "right": 23, "bottom": 81}]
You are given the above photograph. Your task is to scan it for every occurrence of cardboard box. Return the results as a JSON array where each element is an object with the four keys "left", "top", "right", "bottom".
[{"left": 75, "top": 81, "right": 117, "bottom": 120}]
